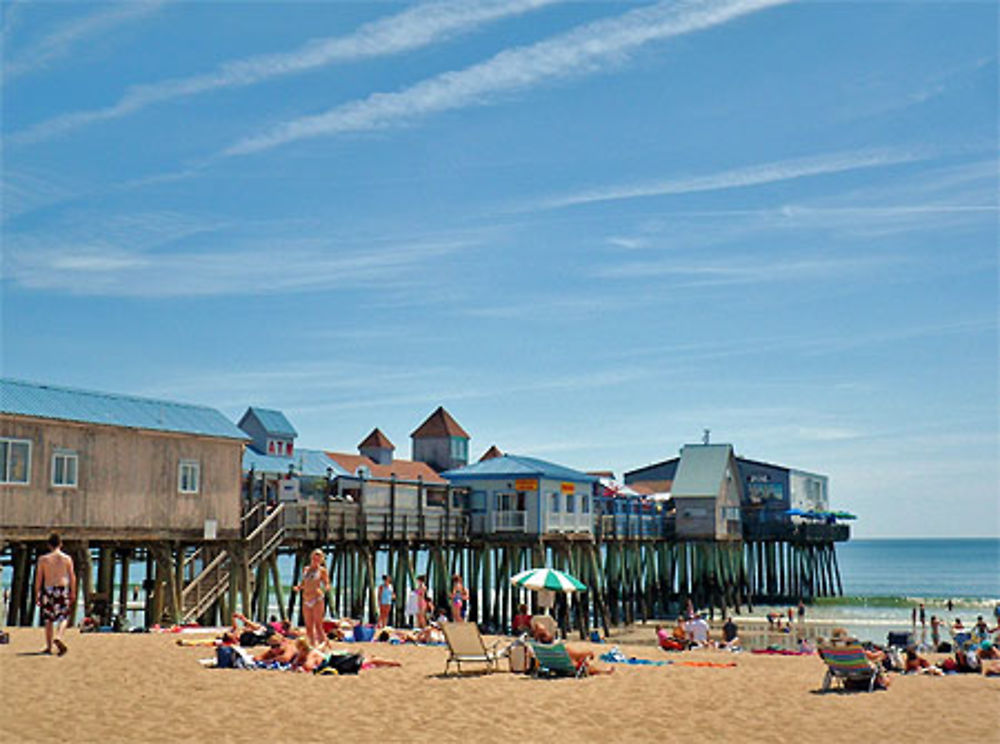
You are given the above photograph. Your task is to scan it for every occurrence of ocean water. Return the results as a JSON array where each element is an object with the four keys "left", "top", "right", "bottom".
[{"left": 749, "top": 538, "right": 1000, "bottom": 644}]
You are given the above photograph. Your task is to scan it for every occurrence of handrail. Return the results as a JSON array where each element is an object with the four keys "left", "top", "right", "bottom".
[{"left": 180, "top": 504, "right": 287, "bottom": 623}]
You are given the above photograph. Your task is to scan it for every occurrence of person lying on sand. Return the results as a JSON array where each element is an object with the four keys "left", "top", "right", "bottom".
[
  {"left": 254, "top": 635, "right": 298, "bottom": 665},
  {"left": 563, "top": 645, "right": 614, "bottom": 676},
  {"left": 290, "top": 638, "right": 328, "bottom": 672},
  {"left": 904, "top": 647, "right": 942, "bottom": 675}
]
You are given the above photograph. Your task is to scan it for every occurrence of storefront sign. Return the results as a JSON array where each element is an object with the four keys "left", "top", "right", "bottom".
[
  {"left": 514, "top": 478, "right": 538, "bottom": 491},
  {"left": 560, "top": 482, "right": 575, "bottom": 494}
]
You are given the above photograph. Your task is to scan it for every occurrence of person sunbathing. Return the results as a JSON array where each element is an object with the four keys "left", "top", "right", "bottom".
[
  {"left": 656, "top": 623, "right": 686, "bottom": 651},
  {"left": 290, "top": 638, "right": 327, "bottom": 672},
  {"left": 530, "top": 616, "right": 555, "bottom": 644},
  {"left": 512, "top": 604, "right": 532, "bottom": 635},
  {"left": 562, "top": 645, "right": 614, "bottom": 676},
  {"left": 254, "top": 635, "right": 297, "bottom": 665},
  {"left": 904, "top": 647, "right": 936, "bottom": 673}
]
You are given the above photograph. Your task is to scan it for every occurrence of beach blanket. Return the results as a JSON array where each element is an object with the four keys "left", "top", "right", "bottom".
[
  {"left": 674, "top": 661, "right": 737, "bottom": 668},
  {"left": 600, "top": 647, "right": 671, "bottom": 666},
  {"left": 752, "top": 648, "right": 813, "bottom": 656}
]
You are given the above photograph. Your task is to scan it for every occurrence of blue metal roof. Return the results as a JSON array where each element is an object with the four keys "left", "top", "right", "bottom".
[
  {"left": 442, "top": 454, "right": 596, "bottom": 483},
  {"left": 244, "top": 407, "right": 297, "bottom": 437},
  {"left": 0, "top": 378, "right": 247, "bottom": 440},
  {"left": 243, "top": 447, "right": 348, "bottom": 477}
]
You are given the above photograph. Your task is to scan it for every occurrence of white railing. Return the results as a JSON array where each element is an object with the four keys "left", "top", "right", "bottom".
[{"left": 490, "top": 510, "right": 527, "bottom": 532}]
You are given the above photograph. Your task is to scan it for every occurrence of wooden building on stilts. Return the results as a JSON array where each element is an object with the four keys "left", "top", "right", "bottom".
[
  {"left": 2, "top": 384, "right": 850, "bottom": 638},
  {"left": 0, "top": 379, "right": 247, "bottom": 629}
]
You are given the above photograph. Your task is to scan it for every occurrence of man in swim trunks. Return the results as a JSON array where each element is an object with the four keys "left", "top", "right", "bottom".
[{"left": 35, "top": 532, "right": 76, "bottom": 656}]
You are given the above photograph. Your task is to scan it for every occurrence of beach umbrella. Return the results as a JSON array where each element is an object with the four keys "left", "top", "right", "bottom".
[{"left": 510, "top": 568, "right": 587, "bottom": 593}]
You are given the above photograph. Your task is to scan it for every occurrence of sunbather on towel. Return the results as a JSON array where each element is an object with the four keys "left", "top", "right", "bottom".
[
  {"left": 563, "top": 644, "right": 614, "bottom": 676},
  {"left": 255, "top": 635, "right": 297, "bottom": 665}
]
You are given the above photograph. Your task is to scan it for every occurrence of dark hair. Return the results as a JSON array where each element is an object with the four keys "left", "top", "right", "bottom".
[
  {"left": 47, "top": 532, "right": 61, "bottom": 548},
  {"left": 417, "top": 575, "right": 426, "bottom": 583}
]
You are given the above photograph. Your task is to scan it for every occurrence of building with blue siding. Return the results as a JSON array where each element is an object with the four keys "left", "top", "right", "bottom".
[
  {"left": 442, "top": 454, "right": 596, "bottom": 536},
  {"left": 624, "top": 448, "right": 829, "bottom": 527}
]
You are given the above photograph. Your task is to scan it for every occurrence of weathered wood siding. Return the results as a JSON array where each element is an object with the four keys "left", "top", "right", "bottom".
[{"left": 0, "top": 415, "right": 242, "bottom": 539}]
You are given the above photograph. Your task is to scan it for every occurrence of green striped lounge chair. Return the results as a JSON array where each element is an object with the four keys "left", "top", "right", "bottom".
[
  {"left": 528, "top": 641, "right": 587, "bottom": 679},
  {"left": 819, "top": 644, "right": 879, "bottom": 692}
]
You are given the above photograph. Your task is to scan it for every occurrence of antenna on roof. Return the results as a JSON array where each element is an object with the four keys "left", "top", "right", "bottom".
[{"left": 702, "top": 429, "right": 711, "bottom": 445}]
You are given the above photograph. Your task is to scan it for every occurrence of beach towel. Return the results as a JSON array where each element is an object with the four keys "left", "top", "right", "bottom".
[
  {"left": 674, "top": 661, "right": 737, "bottom": 668},
  {"left": 751, "top": 648, "right": 813, "bottom": 656},
  {"left": 599, "top": 647, "right": 671, "bottom": 666}
]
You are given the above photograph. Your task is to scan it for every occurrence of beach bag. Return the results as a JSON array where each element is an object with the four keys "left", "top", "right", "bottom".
[
  {"left": 508, "top": 642, "right": 531, "bottom": 674},
  {"left": 0, "top": 630, "right": 9, "bottom": 644},
  {"left": 216, "top": 645, "right": 237, "bottom": 669},
  {"left": 319, "top": 653, "right": 364, "bottom": 675}
]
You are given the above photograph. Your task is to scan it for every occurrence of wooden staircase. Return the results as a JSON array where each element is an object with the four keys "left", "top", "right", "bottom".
[{"left": 179, "top": 504, "right": 286, "bottom": 624}]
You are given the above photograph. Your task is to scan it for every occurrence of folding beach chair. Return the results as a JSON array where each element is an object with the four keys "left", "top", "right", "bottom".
[
  {"left": 528, "top": 641, "right": 587, "bottom": 679},
  {"left": 818, "top": 645, "right": 879, "bottom": 692},
  {"left": 442, "top": 622, "right": 504, "bottom": 675}
]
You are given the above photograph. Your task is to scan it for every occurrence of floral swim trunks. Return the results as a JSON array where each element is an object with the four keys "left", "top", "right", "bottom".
[{"left": 40, "top": 585, "right": 71, "bottom": 623}]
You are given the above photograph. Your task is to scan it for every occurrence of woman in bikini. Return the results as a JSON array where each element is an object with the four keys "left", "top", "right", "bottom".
[
  {"left": 450, "top": 574, "right": 468, "bottom": 623},
  {"left": 295, "top": 549, "right": 330, "bottom": 646}
]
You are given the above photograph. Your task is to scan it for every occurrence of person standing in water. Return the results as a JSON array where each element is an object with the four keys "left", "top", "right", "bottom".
[
  {"left": 294, "top": 549, "right": 330, "bottom": 646},
  {"left": 35, "top": 533, "right": 76, "bottom": 656}
]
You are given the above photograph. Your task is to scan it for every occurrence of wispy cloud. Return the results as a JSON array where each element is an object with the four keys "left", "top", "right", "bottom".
[
  {"left": 594, "top": 252, "right": 904, "bottom": 287},
  {"left": 4, "top": 238, "right": 467, "bottom": 298},
  {"left": 222, "top": 0, "right": 789, "bottom": 157},
  {"left": 533, "top": 148, "right": 926, "bottom": 210},
  {"left": 11, "top": 0, "right": 558, "bottom": 144},
  {"left": 3, "top": 1, "right": 165, "bottom": 81}
]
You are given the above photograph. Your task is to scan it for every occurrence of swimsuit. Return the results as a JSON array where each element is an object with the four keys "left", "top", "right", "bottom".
[
  {"left": 379, "top": 585, "right": 393, "bottom": 606},
  {"left": 40, "top": 585, "right": 70, "bottom": 623},
  {"left": 302, "top": 567, "right": 324, "bottom": 608}
]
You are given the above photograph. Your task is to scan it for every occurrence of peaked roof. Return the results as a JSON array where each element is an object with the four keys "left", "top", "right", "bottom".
[
  {"left": 671, "top": 444, "right": 735, "bottom": 498},
  {"left": 410, "top": 406, "right": 469, "bottom": 439},
  {"left": 325, "top": 452, "right": 446, "bottom": 484},
  {"left": 239, "top": 407, "right": 297, "bottom": 437},
  {"left": 441, "top": 454, "right": 596, "bottom": 483},
  {"left": 358, "top": 427, "right": 395, "bottom": 450},
  {"left": 0, "top": 378, "right": 246, "bottom": 440},
  {"left": 479, "top": 445, "right": 503, "bottom": 461}
]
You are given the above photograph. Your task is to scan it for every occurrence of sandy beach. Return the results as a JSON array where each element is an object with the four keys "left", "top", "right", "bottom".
[{"left": 2, "top": 626, "right": 996, "bottom": 744}]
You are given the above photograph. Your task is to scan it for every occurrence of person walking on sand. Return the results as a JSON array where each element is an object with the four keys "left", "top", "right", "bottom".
[
  {"left": 35, "top": 533, "right": 76, "bottom": 656},
  {"left": 377, "top": 575, "right": 395, "bottom": 629},
  {"left": 294, "top": 548, "right": 330, "bottom": 646}
]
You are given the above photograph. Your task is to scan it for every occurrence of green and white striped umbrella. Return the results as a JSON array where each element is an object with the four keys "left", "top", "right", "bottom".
[{"left": 510, "top": 568, "right": 587, "bottom": 593}]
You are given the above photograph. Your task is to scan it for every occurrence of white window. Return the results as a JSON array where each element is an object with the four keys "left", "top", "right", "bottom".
[
  {"left": 581, "top": 496, "right": 590, "bottom": 514},
  {"left": 550, "top": 493, "right": 560, "bottom": 512},
  {"left": 52, "top": 450, "right": 78, "bottom": 488},
  {"left": 566, "top": 493, "right": 576, "bottom": 513},
  {"left": 0, "top": 438, "right": 31, "bottom": 484},
  {"left": 179, "top": 460, "right": 200, "bottom": 494}
]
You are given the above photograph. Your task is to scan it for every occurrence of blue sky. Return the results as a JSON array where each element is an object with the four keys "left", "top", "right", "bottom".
[{"left": 2, "top": 0, "right": 997, "bottom": 538}]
